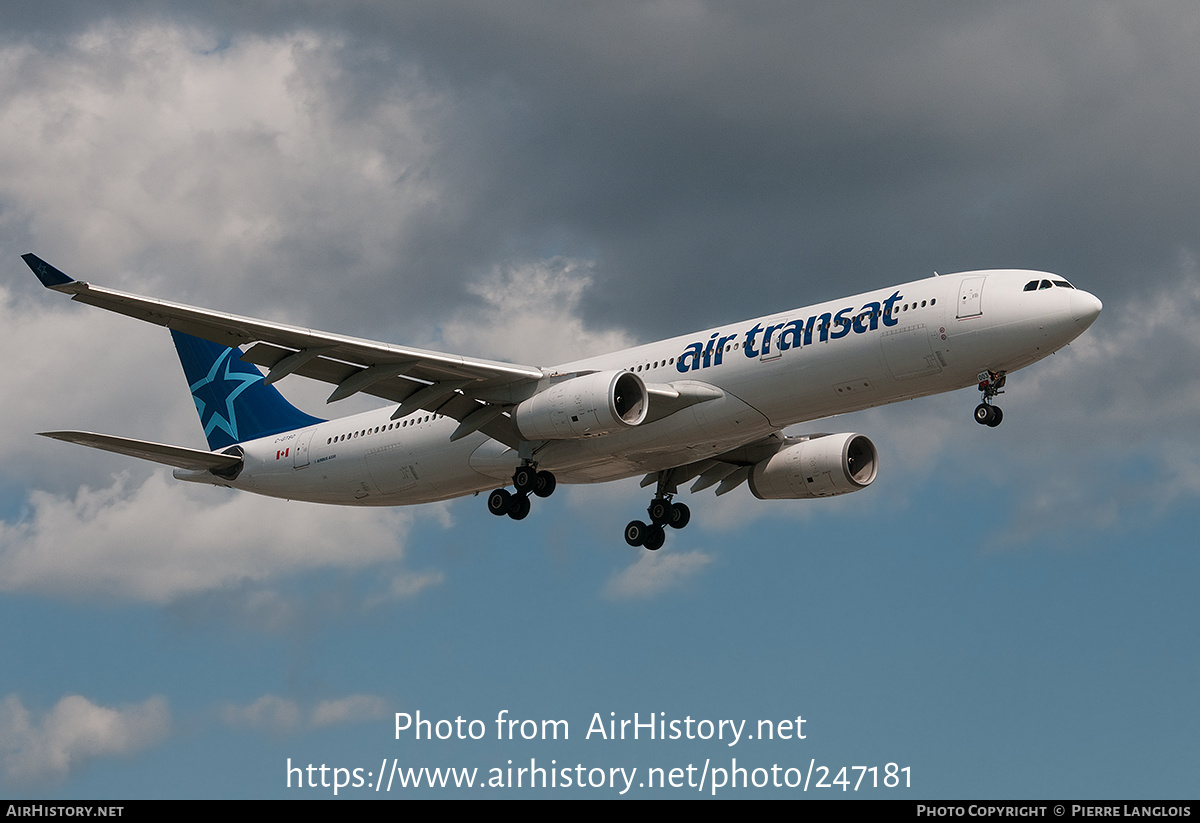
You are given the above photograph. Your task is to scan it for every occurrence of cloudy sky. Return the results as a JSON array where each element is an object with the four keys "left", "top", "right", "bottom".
[{"left": 1, "top": 1, "right": 1197, "bottom": 798}]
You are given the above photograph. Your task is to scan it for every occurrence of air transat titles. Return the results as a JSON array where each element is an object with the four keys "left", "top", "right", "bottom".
[{"left": 677, "top": 291, "right": 904, "bottom": 373}]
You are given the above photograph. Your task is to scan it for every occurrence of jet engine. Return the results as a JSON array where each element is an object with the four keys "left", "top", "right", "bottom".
[
  {"left": 747, "top": 433, "right": 878, "bottom": 499},
  {"left": 514, "top": 370, "right": 648, "bottom": 440}
]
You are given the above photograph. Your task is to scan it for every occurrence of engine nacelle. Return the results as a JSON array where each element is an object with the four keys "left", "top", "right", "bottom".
[
  {"left": 514, "top": 370, "right": 648, "bottom": 440},
  {"left": 747, "top": 433, "right": 878, "bottom": 499}
]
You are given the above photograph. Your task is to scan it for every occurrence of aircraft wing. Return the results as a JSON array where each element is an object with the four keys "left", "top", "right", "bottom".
[
  {"left": 39, "top": 431, "right": 243, "bottom": 472},
  {"left": 24, "top": 254, "right": 545, "bottom": 446}
]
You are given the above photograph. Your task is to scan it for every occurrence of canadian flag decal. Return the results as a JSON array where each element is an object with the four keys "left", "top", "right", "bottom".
[{"left": 276, "top": 448, "right": 290, "bottom": 460}]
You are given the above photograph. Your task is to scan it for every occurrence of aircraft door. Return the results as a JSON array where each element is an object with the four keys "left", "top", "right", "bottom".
[
  {"left": 759, "top": 320, "right": 787, "bottom": 362},
  {"left": 957, "top": 276, "right": 986, "bottom": 319},
  {"left": 293, "top": 429, "right": 314, "bottom": 469}
]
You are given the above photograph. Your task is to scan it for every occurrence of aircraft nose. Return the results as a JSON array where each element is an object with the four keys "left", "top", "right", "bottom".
[{"left": 1071, "top": 289, "right": 1102, "bottom": 330}]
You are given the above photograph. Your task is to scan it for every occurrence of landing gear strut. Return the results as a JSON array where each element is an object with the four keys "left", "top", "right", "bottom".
[
  {"left": 624, "top": 470, "right": 692, "bottom": 550},
  {"left": 974, "top": 370, "right": 1006, "bottom": 427},
  {"left": 487, "top": 464, "right": 556, "bottom": 521}
]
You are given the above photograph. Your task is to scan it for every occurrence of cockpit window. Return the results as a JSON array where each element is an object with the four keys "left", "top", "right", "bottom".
[
  {"left": 1039, "top": 280, "right": 1053, "bottom": 290},
  {"left": 1024, "top": 281, "right": 1038, "bottom": 291},
  {"left": 1053, "top": 280, "right": 1075, "bottom": 289}
]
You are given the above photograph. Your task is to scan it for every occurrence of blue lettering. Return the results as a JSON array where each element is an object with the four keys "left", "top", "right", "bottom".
[
  {"left": 853, "top": 302, "right": 880, "bottom": 334},
  {"left": 830, "top": 307, "right": 853, "bottom": 340},
  {"left": 779, "top": 319, "right": 804, "bottom": 351},
  {"left": 701, "top": 333, "right": 719, "bottom": 368},
  {"left": 677, "top": 342, "right": 704, "bottom": 373},
  {"left": 676, "top": 292, "right": 903, "bottom": 373},
  {"left": 881, "top": 291, "right": 901, "bottom": 327},
  {"left": 743, "top": 323, "right": 764, "bottom": 358},
  {"left": 714, "top": 334, "right": 736, "bottom": 365},
  {"left": 761, "top": 323, "right": 783, "bottom": 355},
  {"left": 807, "top": 313, "right": 831, "bottom": 345}
]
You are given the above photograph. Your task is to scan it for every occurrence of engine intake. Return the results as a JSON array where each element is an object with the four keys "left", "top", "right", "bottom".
[
  {"left": 514, "top": 370, "right": 648, "bottom": 440},
  {"left": 747, "top": 433, "right": 877, "bottom": 499}
]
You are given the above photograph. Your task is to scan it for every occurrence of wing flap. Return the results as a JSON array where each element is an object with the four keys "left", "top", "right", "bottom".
[{"left": 38, "top": 431, "right": 243, "bottom": 472}]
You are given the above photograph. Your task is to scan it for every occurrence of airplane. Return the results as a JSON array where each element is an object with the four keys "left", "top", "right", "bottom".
[{"left": 22, "top": 254, "right": 1101, "bottom": 550}]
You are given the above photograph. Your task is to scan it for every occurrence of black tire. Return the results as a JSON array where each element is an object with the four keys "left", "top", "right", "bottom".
[
  {"left": 533, "top": 470, "right": 557, "bottom": 498},
  {"left": 648, "top": 498, "right": 671, "bottom": 525},
  {"left": 668, "top": 502, "right": 691, "bottom": 529},
  {"left": 513, "top": 466, "right": 536, "bottom": 494},
  {"left": 642, "top": 525, "right": 666, "bottom": 551},
  {"left": 487, "top": 488, "right": 512, "bottom": 516},
  {"left": 974, "top": 403, "right": 995, "bottom": 425},
  {"left": 508, "top": 493, "right": 531, "bottom": 520},
  {"left": 986, "top": 406, "right": 1004, "bottom": 427},
  {"left": 624, "top": 520, "right": 647, "bottom": 547}
]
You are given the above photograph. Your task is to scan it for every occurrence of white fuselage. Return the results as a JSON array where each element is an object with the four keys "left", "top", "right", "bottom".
[{"left": 185, "top": 270, "right": 1100, "bottom": 505}]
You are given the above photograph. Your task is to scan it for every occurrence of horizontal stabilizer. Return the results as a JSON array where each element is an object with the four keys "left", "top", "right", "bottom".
[{"left": 38, "top": 431, "right": 242, "bottom": 472}]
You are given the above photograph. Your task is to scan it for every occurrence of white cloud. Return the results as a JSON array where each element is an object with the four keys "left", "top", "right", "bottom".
[
  {"left": 368, "top": 571, "right": 446, "bottom": 607},
  {"left": 311, "top": 695, "right": 389, "bottom": 728},
  {"left": 0, "top": 693, "right": 169, "bottom": 786},
  {"left": 0, "top": 470, "right": 420, "bottom": 603},
  {"left": 605, "top": 548, "right": 713, "bottom": 599},
  {"left": 219, "top": 695, "right": 301, "bottom": 733},
  {"left": 435, "top": 257, "right": 635, "bottom": 364},
  {"left": 220, "top": 693, "right": 386, "bottom": 732}
]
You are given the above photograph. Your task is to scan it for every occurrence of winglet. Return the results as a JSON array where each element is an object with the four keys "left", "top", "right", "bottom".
[{"left": 21, "top": 253, "right": 76, "bottom": 289}]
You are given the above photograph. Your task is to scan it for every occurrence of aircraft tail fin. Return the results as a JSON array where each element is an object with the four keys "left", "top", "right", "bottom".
[{"left": 171, "top": 330, "right": 324, "bottom": 450}]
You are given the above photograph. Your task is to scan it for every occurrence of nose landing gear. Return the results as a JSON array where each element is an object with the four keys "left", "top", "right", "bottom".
[{"left": 974, "top": 370, "right": 1006, "bottom": 427}]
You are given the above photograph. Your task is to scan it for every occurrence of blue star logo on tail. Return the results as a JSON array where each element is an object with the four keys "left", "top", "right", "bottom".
[
  {"left": 188, "top": 346, "right": 264, "bottom": 445},
  {"left": 171, "top": 329, "right": 326, "bottom": 450}
]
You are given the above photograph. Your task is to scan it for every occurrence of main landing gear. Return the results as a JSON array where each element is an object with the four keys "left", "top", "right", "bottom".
[
  {"left": 624, "top": 470, "right": 692, "bottom": 551},
  {"left": 487, "top": 464, "right": 556, "bottom": 521},
  {"left": 974, "top": 370, "right": 1006, "bottom": 427},
  {"left": 487, "top": 463, "right": 695, "bottom": 551}
]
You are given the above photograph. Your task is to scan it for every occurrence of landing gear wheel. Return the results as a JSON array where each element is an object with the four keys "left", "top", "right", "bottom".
[
  {"left": 512, "top": 466, "right": 536, "bottom": 495},
  {"left": 487, "top": 488, "right": 512, "bottom": 516},
  {"left": 648, "top": 498, "right": 672, "bottom": 525},
  {"left": 668, "top": 502, "right": 691, "bottom": 529},
  {"left": 508, "top": 493, "right": 531, "bottom": 521},
  {"left": 976, "top": 370, "right": 1007, "bottom": 426},
  {"left": 624, "top": 520, "right": 649, "bottom": 547},
  {"left": 974, "top": 403, "right": 996, "bottom": 426},
  {"left": 642, "top": 525, "right": 666, "bottom": 551},
  {"left": 533, "top": 470, "right": 557, "bottom": 498}
]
